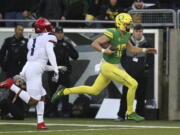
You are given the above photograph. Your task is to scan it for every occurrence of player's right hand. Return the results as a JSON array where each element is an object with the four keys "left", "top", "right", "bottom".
[
  {"left": 52, "top": 72, "right": 59, "bottom": 83},
  {"left": 52, "top": 67, "right": 59, "bottom": 82},
  {"left": 104, "top": 45, "right": 116, "bottom": 55}
]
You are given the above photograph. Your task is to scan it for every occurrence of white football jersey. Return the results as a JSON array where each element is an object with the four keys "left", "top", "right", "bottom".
[{"left": 27, "top": 33, "right": 57, "bottom": 65}]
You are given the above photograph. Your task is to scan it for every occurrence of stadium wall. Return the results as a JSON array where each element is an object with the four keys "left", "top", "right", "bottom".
[{"left": 168, "top": 29, "right": 180, "bottom": 120}]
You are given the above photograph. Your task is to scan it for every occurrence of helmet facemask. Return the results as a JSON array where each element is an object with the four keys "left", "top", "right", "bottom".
[{"left": 124, "top": 22, "right": 133, "bottom": 32}]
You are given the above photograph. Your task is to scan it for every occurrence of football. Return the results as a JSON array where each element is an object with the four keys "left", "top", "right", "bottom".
[{"left": 101, "top": 42, "right": 117, "bottom": 51}]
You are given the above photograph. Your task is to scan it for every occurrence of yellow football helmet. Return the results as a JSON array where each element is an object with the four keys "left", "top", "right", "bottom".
[{"left": 115, "top": 13, "right": 133, "bottom": 32}]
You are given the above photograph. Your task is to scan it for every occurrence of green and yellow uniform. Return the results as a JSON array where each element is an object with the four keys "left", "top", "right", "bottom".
[
  {"left": 103, "top": 28, "right": 130, "bottom": 64},
  {"left": 62, "top": 28, "right": 138, "bottom": 115}
]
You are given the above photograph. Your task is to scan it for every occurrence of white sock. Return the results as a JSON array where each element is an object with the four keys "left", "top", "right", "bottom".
[
  {"left": 10, "top": 84, "right": 21, "bottom": 94},
  {"left": 19, "top": 91, "right": 31, "bottom": 104},
  {"left": 10, "top": 84, "right": 31, "bottom": 104},
  {"left": 36, "top": 101, "right": 44, "bottom": 123}
]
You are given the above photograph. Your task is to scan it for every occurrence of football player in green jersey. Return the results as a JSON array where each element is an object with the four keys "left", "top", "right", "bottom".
[{"left": 51, "top": 13, "right": 157, "bottom": 122}]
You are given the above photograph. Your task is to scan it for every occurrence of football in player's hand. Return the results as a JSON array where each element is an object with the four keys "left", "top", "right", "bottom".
[{"left": 101, "top": 43, "right": 117, "bottom": 51}]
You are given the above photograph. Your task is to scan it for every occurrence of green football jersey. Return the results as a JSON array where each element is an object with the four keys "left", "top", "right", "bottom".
[{"left": 103, "top": 28, "right": 131, "bottom": 64}]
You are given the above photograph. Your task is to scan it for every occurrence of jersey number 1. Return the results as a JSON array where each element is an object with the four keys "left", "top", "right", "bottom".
[{"left": 30, "top": 38, "right": 36, "bottom": 56}]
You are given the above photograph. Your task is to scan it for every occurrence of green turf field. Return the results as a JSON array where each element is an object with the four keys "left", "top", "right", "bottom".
[{"left": 0, "top": 118, "right": 180, "bottom": 135}]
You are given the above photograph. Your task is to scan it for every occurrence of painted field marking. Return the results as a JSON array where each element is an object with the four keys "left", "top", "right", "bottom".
[
  {"left": 0, "top": 122, "right": 180, "bottom": 129},
  {"left": 0, "top": 128, "right": 138, "bottom": 134}
]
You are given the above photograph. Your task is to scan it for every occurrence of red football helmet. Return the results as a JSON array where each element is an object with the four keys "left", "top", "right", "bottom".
[{"left": 34, "top": 18, "right": 53, "bottom": 33}]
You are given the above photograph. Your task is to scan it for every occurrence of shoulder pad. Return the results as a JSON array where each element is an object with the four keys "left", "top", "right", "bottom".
[
  {"left": 48, "top": 33, "right": 55, "bottom": 36},
  {"left": 104, "top": 29, "right": 113, "bottom": 39},
  {"left": 48, "top": 40, "right": 57, "bottom": 44}
]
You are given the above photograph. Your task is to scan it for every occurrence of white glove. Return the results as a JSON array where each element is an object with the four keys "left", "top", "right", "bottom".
[{"left": 52, "top": 67, "right": 59, "bottom": 82}]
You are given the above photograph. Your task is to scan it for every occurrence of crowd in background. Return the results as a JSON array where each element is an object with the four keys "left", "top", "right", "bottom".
[{"left": 0, "top": 0, "right": 179, "bottom": 27}]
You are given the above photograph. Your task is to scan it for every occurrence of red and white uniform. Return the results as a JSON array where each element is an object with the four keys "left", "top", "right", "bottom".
[
  {"left": 21, "top": 33, "right": 58, "bottom": 100},
  {"left": 0, "top": 18, "right": 58, "bottom": 129}
]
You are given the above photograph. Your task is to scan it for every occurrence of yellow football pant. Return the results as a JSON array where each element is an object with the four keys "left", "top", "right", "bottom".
[{"left": 63, "top": 61, "right": 138, "bottom": 115}]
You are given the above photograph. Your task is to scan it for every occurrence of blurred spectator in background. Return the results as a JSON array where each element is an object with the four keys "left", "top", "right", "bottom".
[
  {"left": 63, "top": 0, "right": 88, "bottom": 27},
  {"left": 97, "top": 0, "right": 124, "bottom": 27},
  {"left": 38, "top": 0, "right": 68, "bottom": 21},
  {"left": 0, "top": 13, "right": 4, "bottom": 27},
  {"left": 0, "top": 13, "right": 2, "bottom": 21},
  {"left": 0, "top": 24, "right": 28, "bottom": 120},
  {"left": 0, "top": 24, "right": 28, "bottom": 78},
  {"left": 46, "top": 26, "right": 79, "bottom": 117},
  {"left": 65, "top": 0, "right": 88, "bottom": 19},
  {"left": 128, "top": 0, "right": 159, "bottom": 11},
  {"left": 0, "top": 1, "right": 5, "bottom": 27},
  {"left": 159, "top": 0, "right": 180, "bottom": 9},
  {"left": 158, "top": 0, "right": 170, "bottom": 9},
  {"left": 0, "top": 76, "right": 26, "bottom": 120},
  {"left": 22, "top": 0, "right": 41, "bottom": 27},
  {"left": 85, "top": 0, "right": 103, "bottom": 27},
  {"left": 3, "top": 0, "right": 31, "bottom": 27},
  {"left": 130, "top": 0, "right": 148, "bottom": 10},
  {"left": 116, "top": 24, "right": 154, "bottom": 122},
  {"left": 126, "top": 0, "right": 157, "bottom": 23}
]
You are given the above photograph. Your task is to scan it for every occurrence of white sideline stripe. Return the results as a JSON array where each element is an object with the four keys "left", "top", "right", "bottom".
[
  {"left": 0, "top": 128, "right": 137, "bottom": 134},
  {"left": 0, "top": 122, "right": 180, "bottom": 129}
]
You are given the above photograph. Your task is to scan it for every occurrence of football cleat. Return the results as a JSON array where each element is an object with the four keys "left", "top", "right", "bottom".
[
  {"left": 51, "top": 85, "right": 66, "bottom": 103},
  {"left": 36, "top": 122, "right": 48, "bottom": 130},
  {"left": 128, "top": 112, "right": 144, "bottom": 122},
  {"left": 0, "top": 78, "right": 14, "bottom": 89}
]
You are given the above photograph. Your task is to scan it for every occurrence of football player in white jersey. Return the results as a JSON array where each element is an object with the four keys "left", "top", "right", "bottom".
[{"left": 0, "top": 18, "right": 59, "bottom": 129}]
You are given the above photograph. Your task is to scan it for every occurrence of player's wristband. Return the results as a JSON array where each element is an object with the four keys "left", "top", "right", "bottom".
[
  {"left": 101, "top": 48, "right": 105, "bottom": 54},
  {"left": 142, "top": 48, "right": 147, "bottom": 53}
]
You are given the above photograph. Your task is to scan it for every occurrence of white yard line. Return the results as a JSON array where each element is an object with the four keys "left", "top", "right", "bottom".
[
  {"left": 0, "top": 122, "right": 180, "bottom": 129},
  {"left": 0, "top": 128, "right": 136, "bottom": 134}
]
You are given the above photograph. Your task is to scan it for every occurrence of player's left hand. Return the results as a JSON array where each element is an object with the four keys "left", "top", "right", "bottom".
[{"left": 145, "top": 48, "right": 157, "bottom": 54}]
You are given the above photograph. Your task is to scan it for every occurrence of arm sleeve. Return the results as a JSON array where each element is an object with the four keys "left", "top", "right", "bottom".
[
  {"left": 45, "top": 35, "right": 58, "bottom": 70},
  {"left": 44, "top": 65, "right": 54, "bottom": 71},
  {"left": 45, "top": 65, "right": 67, "bottom": 72},
  {"left": 46, "top": 42, "right": 57, "bottom": 68}
]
